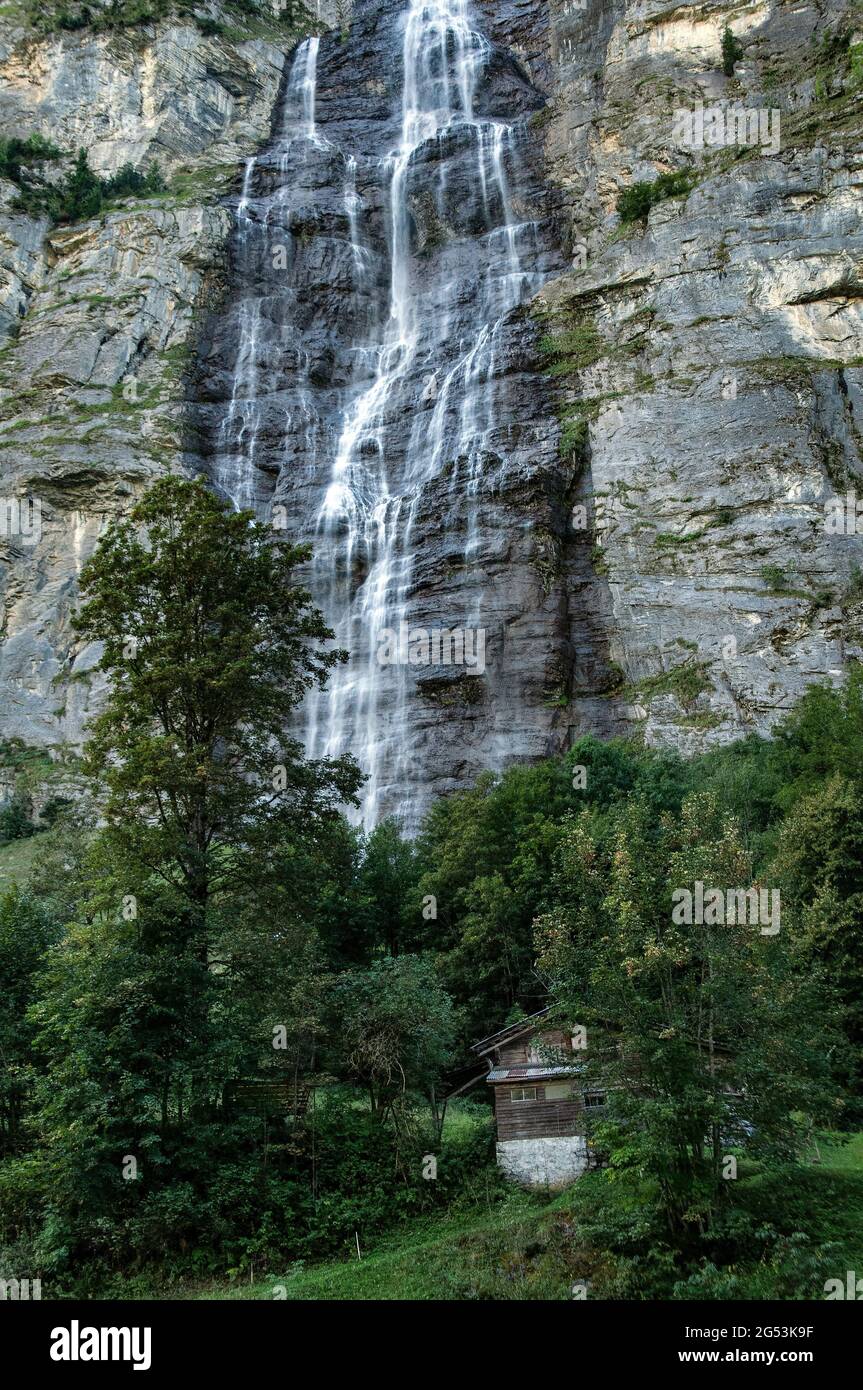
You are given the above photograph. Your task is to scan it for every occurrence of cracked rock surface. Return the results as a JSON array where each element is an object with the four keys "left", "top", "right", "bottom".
[{"left": 0, "top": 0, "right": 861, "bottom": 797}]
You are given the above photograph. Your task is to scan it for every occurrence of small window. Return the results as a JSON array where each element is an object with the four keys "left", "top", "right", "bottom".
[
  {"left": 583, "top": 1090, "right": 606, "bottom": 1108},
  {"left": 510, "top": 1086, "right": 538, "bottom": 1102}
]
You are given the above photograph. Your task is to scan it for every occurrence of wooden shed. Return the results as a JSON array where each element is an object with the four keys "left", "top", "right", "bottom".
[{"left": 470, "top": 1009, "right": 601, "bottom": 1187}]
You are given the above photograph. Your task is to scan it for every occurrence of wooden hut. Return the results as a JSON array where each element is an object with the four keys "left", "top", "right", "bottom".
[{"left": 470, "top": 1009, "right": 602, "bottom": 1187}]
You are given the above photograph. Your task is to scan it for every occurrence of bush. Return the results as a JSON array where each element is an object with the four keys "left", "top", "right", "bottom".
[
  {"left": 0, "top": 797, "right": 36, "bottom": 844},
  {"left": 38, "top": 797, "right": 73, "bottom": 830},
  {"left": 26, "top": 0, "right": 174, "bottom": 32},
  {"left": 722, "top": 26, "right": 744, "bottom": 77},
  {"left": 0, "top": 1095, "right": 498, "bottom": 1286},
  {"left": 760, "top": 563, "right": 788, "bottom": 590},
  {"left": 11, "top": 147, "right": 166, "bottom": 225},
  {"left": 616, "top": 170, "right": 696, "bottom": 224},
  {"left": 0, "top": 134, "right": 62, "bottom": 184}
]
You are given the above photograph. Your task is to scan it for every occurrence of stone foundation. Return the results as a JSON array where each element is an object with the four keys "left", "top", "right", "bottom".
[{"left": 496, "top": 1135, "right": 588, "bottom": 1189}]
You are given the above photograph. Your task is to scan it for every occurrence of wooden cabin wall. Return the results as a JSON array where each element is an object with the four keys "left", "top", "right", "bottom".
[
  {"left": 496, "top": 1030, "right": 571, "bottom": 1069},
  {"left": 493, "top": 1086, "right": 585, "bottom": 1141}
]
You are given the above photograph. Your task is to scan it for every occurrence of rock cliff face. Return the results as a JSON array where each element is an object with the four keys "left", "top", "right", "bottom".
[
  {"left": 0, "top": 0, "right": 861, "bottom": 824},
  {"left": 0, "top": 1, "right": 305, "bottom": 747},
  {"left": 532, "top": 0, "right": 863, "bottom": 759}
]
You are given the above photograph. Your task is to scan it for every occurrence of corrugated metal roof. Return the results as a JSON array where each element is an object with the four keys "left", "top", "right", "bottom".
[{"left": 486, "top": 1065, "right": 584, "bottom": 1082}]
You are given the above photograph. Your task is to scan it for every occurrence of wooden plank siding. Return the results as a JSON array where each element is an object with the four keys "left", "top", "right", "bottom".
[
  {"left": 496, "top": 1030, "right": 571, "bottom": 1069},
  {"left": 493, "top": 1084, "right": 585, "bottom": 1141},
  {"left": 226, "top": 1079, "right": 312, "bottom": 1117}
]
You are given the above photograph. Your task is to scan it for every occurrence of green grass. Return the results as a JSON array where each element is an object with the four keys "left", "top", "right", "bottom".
[
  {"left": 815, "top": 1130, "right": 863, "bottom": 1172},
  {"left": 0, "top": 833, "right": 45, "bottom": 889},
  {"left": 220, "top": 1193, "right": 565, "bottom": 1301},
  {"left": 539, "top": 323, "right": 604, "bottom": 376},
  {"left": 229, "top": 1185, "right": 589, "bottom": 1301},
  {"left": 41, "top": 1128, "right": 863, "bottom": 1301},
  {"left": 621, "top": 659, "right": 713, "bottom": 711},
  {"left": 179, "top": 1131, "right": 863, "bottom": 1302}
]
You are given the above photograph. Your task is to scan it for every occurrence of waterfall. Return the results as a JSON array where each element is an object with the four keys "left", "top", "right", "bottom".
[
  {"left": 207, "top": 1, "right": 562, "bottom": 832},
  {"left": 214, "top": 36, "right": 326, "bottom": 516}
]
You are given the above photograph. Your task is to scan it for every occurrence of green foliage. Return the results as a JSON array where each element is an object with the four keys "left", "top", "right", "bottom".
[
  {"left": 7, "top": 142, "right": 165, "bottom": 225},
  {"left": 103, "top": 159, "right": 167, "bottom": 201},
  {"left": 539, "top": 321, "right": 603, "bottom": 375},
  {"left": 327, "top": 956, "right": 456, "bottom": 1113},
  {"left": 73, "top": 475, "right": 361, "bottom": 933},
  {"left": 0, "top": 477, "right": 367, "bottom": 1280},
  {"left": 721, "top": 25, "right": 744, "bottom": 78},
  {"left": 197, "top": 1134, "right": 863, "bottom": 1301},
  {"left": 414, "top": 737, "right": 691, "bottom": 1042},
  {"left": 622, "top": 658, "right": 712, "bottom": 709},
  {"left": 300, "top": 813, "right": 425, "bottom": 973},
  {"left": 37, "top": 795, "right": 73, "bottom": 829},
  {"left": 24, "top": 0, "right": 314, "bottom": 37},
  {"left": 1, "top": 458, "right": 862, "bottom": 1297},
  {"left": 535, "top": 793, "right": 843, "bottom": 1237},
  {"left": 760, "top": 562, "right": 788, "bottom": 590},
  {"left": 769, "top": 663, "right": 863, "bottom": 809},
  {"left": 0, "top": 888, "right": 60, "bottom": 1157},
  {"left": 0, "top": 797, "right": 36, "bottom": 845},
  {"left": 616, "top": 170, "right": 697, "bottom": 225},
  {"left": 773, "top": 774, "right": 863, "bottom": 1117},
  {"left": 0, "top": 133, "right": 62, "bottom": 184},
  {"left": 25, "top": 0, "right": 174, "bottom": 32}
]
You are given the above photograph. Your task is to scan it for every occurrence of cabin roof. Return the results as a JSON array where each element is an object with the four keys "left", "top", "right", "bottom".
[
  {"left": 486, "top": 1065, "right": 583, "bottom": 1083},
  {"left": 470, "top": 1007, "right": 551, "bottom": 1057}
]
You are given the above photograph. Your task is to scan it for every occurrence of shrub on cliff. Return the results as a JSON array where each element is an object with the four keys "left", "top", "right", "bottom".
[
  {"left": 721, "top": 25, "right": 744, "bottom": 77},
  {"left": 10, "top": 146, "right": 165, "bottom": 224},
  {"left": 0, "top": 797, "right": 36, "bottom": 845},
  {"left": 616, "top": 169, "right": 697, "bottom": 225}
]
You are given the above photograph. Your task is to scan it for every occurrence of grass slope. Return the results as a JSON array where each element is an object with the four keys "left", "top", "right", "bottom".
[
  {"left": 191, "top": 1133, "right": 863, "bottom": 1302},
  {"left": 0, "top": 833, "right": 45, "bottom": 889}
]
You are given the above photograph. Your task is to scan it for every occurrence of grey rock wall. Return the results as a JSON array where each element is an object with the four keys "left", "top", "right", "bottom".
[
  {"left": 0, "top": 4, "right": 301, "bottom": 748},
  {"left": 497, "top": 1134, "right": 589, "bottom": 1187},
  {"left": 537, "top": 0, "right": 863, "bottom": 749},
  {"left": 0, "top": 0, "right": 861, "bottom": 810}
]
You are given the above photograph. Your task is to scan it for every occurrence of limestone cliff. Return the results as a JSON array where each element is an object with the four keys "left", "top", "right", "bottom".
[
  {"left": 0, "top": 0, "right": 861, "bottom": 823},
  {"left": 531, "top": 0, "right": 863, "bottom": 754},
  {"left": 0, "top": 0, "right": 309, "bottom": 747}
]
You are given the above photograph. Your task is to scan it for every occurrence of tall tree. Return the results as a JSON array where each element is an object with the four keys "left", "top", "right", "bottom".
[
  {"left": 772, "top": 773, "right": 863, "bottom": 1118},
  {"left": 357, "top": 817, "right": 419, "bottom": 957},
  {"left": 536, "top": 794, "right": 842, "bottom": 1238},
  {"left": 73, "top": 475, "right": 361, "bottom": 958},
  {"left": 0, "top": 888, "right": 59, "bottom": 1156},
  {"left": 327, "top": 956, "right": 456, "bottom": 1126},
  {"left": 415, "top": 737, "right": 689, "bottom": 1044},
  {"left": 19, "top": 478, "right": 363, "bottom": 1264}
]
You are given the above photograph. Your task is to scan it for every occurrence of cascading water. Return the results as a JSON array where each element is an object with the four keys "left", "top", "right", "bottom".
[
  {"left": 202, "top": 0, "right": 566, "bottom": 831},
  {"left": 213, "top": 36, "right": 324, "bottom": 515}
]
